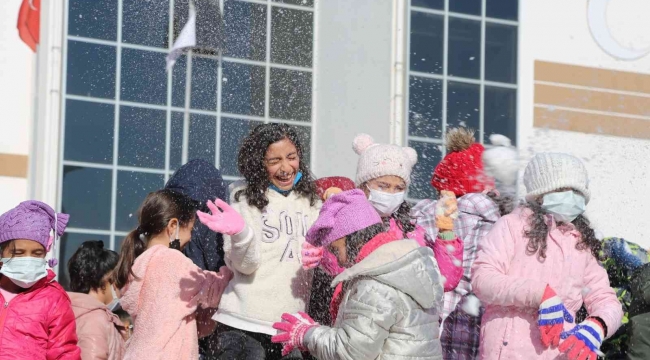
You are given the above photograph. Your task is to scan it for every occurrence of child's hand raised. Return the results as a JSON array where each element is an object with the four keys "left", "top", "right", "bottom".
[
  {"left": 435, "top": 190, "right": 459, "bottom": 231},
  {"left": 197, "top": 199, "right": 245, "bottom": 236}
]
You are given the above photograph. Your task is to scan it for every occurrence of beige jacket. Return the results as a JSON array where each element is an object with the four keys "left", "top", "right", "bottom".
[{"left": 68, "top": 292, "right": 126, "bottom": 360}]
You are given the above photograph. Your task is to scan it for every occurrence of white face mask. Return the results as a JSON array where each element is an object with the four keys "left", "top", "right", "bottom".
[
  {"left": 107, "top": 283, "right": 121, "bottom": 312},
  {"left": 367, "top": 188, "right": 405, "bottom": 217},
  {"left": 541, "top": 190, "right": 586, "bottom": 223},
  {"left": 0, "top": 257, "right": 48, "bottom": 288}
]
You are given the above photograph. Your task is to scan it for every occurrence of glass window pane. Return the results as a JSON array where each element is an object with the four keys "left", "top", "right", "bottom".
[
  {"left": 271, "top": 8, "right": 313, "bottom": 67},
  {"left": 172, "top": 55, "right": 187, "bottom": 108},
  {"left": 116, "top": 171, "right": 165, "bottom": 232},
  {"left": 224, "top": 0, "right": 267, "bottom": 61},
  {"left": 408, "top": 76, "right": 442, "bottom": 139},
  {"left": 485, "top": 23, "right": 518, "bottom": 84},
  {"left": 411, "top": 0, "right": 444, "bottom": 9},
  {"left": 59, "top": 233, "right": 110, "bottom": 290},
  {"left": 170, "top": 112, "right": 184, "bottom": 171},
  {"left": 190, "top": 56, "right": 219, "bottom": 111},
  {"left": 410, "top": 12, "right": 443, "bottom": 74},
  {"left": 449, "top": 0, "right": 481, "bottom": 15},
  {"left": 66, "top": 40, "right": 116, "bottom": 99},
  {"left": 118, "top": 106, "right": 166, "bottom": 169},
  {"left": 487, "top": 0, "right": 518, "bottom": 21},
  {"left": 448, "top": 18, "right": 481, "bottom": 79},
  {"left": 188, "top": 114, "right": 217, "bottom": 164},
  {"left": 222, "top": 62, "right": 266, "bottom": 117},
  {"left": 220, "top": 118, "right": 258, "bottom": 177},
  {"left": 64, "top": 100, "right": 114, "bottom": 164},
  {"left": 62, "top": 166, "right": 112, "bottom": 230},
  {"left": 114, "top": 235, "right": 125, "bottom": 252},
  {"left": 407, "top": 141, "right": 441, "bottom": 200},
  {"left": 273, "top": 0, "right": 314, "bottom": 6},
  {"left": 484, "top": 86, "right": 517, "bottom": 144},
  {"left": 121, "top": 49, "right": 167, "bottom": 105},
  {"left": 270, "top": 68, "right": 312, "bottom": 121},
  {"left": 68, "top": 0, "right": 117, "bottom": 40},
  {"left": 122, "top": 0, "right": 169, "bottom": 48},
  {"left": 447, "top": 81, "right": 480, "bottom": 137}
]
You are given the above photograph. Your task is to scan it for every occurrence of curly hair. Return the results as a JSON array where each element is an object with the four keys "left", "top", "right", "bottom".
[
  {"left": 235, "top": 123, "right": 319, "bottom": 211},
  {"left": 384, "top": 201, "right": 416, "bottom": 238},
  {"left": 486, "top": 191, "right": 516, "bottom": 216},
  {"left": 68, "top": 240, "right": 119, "bottom": 294},
  {"left": 523, "top": 201, "right": 601, "bottom": 260}
]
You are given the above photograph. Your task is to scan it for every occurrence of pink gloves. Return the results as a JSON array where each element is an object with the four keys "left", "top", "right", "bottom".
[
  {"left": 538, "top": 285, "right": 574, "bottom": 347},
  {"left": 301, "top": 242, "right": 323, "bottom": 270},
  {"left": 271, "top": 312, "right": 319, "bottom": 356},
  {"left": 197, "top": 199, "right": 245, "bottom": 236}
]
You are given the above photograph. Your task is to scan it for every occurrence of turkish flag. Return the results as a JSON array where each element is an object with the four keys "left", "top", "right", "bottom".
[{"left": 17, "top": 0, "right": 40, "bottom": 52}]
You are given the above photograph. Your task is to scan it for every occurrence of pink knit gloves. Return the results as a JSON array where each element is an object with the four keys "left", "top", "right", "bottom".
[
  {"left": 197, "top": 199, "right": 245, "bottom": 236},
  {"left": 271, "top": 312, "right": 319, "bottom": 356},
  {"left": 301, "top": 242, "right": 323, "bottom": 270}
]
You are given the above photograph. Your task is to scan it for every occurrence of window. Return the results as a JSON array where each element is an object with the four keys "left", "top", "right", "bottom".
[
  {"left": 406, "top": 0, "right": 518, "bottom": 200},
  {"left": 59, "top": 0, "right": 314, "bottom": 288}
]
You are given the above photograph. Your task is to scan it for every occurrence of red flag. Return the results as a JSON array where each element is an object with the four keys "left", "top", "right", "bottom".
[{"left": 17, "top": 0, "right": 40, "bottom": 52}]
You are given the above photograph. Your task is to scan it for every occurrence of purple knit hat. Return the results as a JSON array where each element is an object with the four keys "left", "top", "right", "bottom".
[
  {"left": 0, "top": 200, "right": 69, "bottom": 266},
  {"left": 306, "top": 189, "right": 381, "bottom": 247}
]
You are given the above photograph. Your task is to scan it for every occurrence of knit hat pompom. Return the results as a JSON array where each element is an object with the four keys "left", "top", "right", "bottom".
[
  {"left": 353, "top": 134, "right": 418, "bottom": 186},
  {"left": 352, "top": 133, "right": 376, "bottom": 155},
  {"left": 446, "top": 127, "right": 476, "bottom": 153}
]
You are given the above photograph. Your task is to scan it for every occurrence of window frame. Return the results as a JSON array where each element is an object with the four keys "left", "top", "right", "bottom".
[{"left": 404, "top": 0, "right": 520, "bottom": 201}]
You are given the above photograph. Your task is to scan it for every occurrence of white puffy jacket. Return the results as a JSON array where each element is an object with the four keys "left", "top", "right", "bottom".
[{"left": 305, "top": 239, "right": 444, "bottom": 360}]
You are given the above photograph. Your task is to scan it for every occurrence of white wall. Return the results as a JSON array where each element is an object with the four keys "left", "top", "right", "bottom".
[
  {"left": 0, "top": 0, "right": 34, "bottom": 213},
  {"left": 313, "top": 0, "right": 394, "bottom": 179},
  {"left": 519, "top": 0, "right": 650, "bottom": 247}
]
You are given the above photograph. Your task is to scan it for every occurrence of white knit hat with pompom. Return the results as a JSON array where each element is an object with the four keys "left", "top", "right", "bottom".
[
  {"left": 482, "top": 134, "right": 519, "bottom": 190},
  {"left": 353, "top": 134, "right": 418, "bottom": 186}
]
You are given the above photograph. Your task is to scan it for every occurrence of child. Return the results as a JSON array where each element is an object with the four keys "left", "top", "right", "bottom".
[
  {"left": 271, "top": 189, "right": 448, "bottom": 359},
  {"left": 411, "top": 128, "right": 519, "bottom": 359},
  {"left": 197, "top": 123, "right": 321, "bottom": 359},
  {"left": 113, "top": 189, "right": 232, "bottom": 360},
  {"left": 472, "top": 153, "right": 623, "bottom": 360},
  {"left": 68, "top": 240, "right": 126, "bottom": 359},
  {"left": 0, "top": 200, "right": 80, "bottom": 359},
  {"left": 165, "top": 159, "right": 229, "bottom": 359}
]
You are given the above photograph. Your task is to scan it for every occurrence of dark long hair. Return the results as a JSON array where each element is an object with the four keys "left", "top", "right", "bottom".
[
  {"left": 235, "top": 123, "right": 318, "bottom": 211},
  {"left": 388, "top": 201, "right": 416, "bottom": 238},
  {"left": 523, "top": 201, "right": 601, "bottom": 260},
  {"left": 113, "top": 189, "right": 196, "bottom": 289},
  {"left": 68, "top": 240, "right": 119, "bottom": 294},
  {"left": 346, "top": 223, "right": 385, "bottom": 261},
  {"left": 487, "top": 191, "right": 516, "bottom": 216}
]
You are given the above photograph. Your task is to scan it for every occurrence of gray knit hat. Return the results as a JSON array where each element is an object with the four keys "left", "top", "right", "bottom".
[
  {"left": 523, "top": 153, "right": 590, "bottom": 204},
  {"left": 353, "top": 134, "right": 418, "bottom": 186}
]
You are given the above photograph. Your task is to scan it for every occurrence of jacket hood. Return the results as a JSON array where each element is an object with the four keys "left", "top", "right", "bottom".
[
  {"left": 165, "top": 159, "right": 227, "bottom": 272},
  {"left": 68, "top": 292, "right": 124, "bottom": 326},
  {"left": 332, "top": 240, "right": 443, "bottom": 309},
  {"left": 121, "top": 246, "right": 165, "bottom": 317},
  {"left": 165, "top": 159, "right": 226, "bottom": 207}
]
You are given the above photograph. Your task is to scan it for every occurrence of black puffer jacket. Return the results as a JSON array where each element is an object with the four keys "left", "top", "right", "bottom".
[{"left": 165, "top": 159, "right": 227, "bottom": 272}]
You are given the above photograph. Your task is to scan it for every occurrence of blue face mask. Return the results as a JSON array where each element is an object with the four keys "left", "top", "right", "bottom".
[
  {"left": 269, "top": 172, "right": 303, "bottom": 195},
  {"left": 541, "top": 190, "right": 586, "bottom": 223}
]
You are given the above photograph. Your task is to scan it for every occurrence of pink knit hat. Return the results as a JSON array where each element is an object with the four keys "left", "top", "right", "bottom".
[{"left": 306, "top": 189, "right": 381, "bottom": 247}]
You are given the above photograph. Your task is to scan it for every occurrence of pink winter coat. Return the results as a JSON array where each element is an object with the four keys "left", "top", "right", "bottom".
[
  {"left": 68, "top": 292, "right": 125, "bottom": 360},
  {"left": 0, "top": 270, "right": 81, "bottom": 359},
  {"left": 472, "top": 208, "right": 623, "bottom": 359},
  {"left": 120, "top": 245, "right": 233, "bottom": 360}
]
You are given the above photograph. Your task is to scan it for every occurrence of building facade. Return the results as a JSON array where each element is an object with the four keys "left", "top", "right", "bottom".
[{"left": 1, "top": 0, "right": 649, "bottom": 286}]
